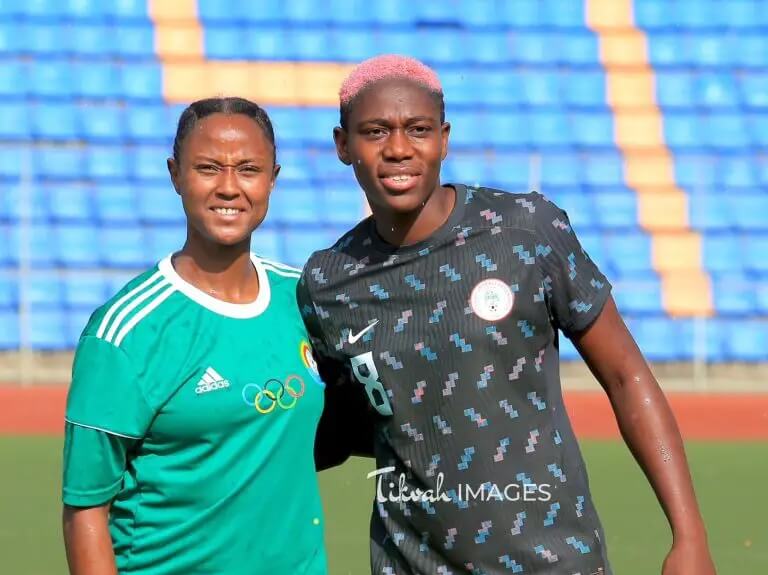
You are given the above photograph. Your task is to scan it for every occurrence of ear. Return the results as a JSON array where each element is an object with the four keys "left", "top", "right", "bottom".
[
  {"left": 440, "top": 122, "right": 451, "bottom": 162},
  {"left": 270, "top": 163, "right": 281, "bottom": 193},
  {"left": 333, "top": 126, "right": 352, "bottom": 166},
  {"left": 167, "top": 158, "right": 181, "bottom": 196}
]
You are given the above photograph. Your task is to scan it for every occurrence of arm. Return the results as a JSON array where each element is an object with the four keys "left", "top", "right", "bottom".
[
  {"left": 572, "top": 297, "right": 716, "bottom": 574},
  {"left": 63, "top": 504, "right": 118, "bottom": 575}
]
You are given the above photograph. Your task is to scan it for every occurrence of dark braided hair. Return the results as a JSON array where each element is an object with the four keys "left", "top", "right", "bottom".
[{"left": 172, "top": 97, "right": 276, "bottom": 164}]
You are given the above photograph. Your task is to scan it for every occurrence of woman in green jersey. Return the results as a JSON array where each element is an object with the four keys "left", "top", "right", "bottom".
[{"left": 62, "top": 97, "right": 328, "bottom": 575}]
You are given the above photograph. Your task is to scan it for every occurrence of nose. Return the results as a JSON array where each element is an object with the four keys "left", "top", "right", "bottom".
[
  {"left": 216, "top": 167, "right": 240, "bottom": 198},
  {"left": 382, "top": 128, "right": 414, "bottom": 161}
]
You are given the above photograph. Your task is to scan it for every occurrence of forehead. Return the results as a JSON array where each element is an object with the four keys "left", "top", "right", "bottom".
[
  {"left": 185, "top": 113, "right": 270, "bottom": 153},
  {"left": 349, "top": 78, "right": 441, "bottom": 123}
]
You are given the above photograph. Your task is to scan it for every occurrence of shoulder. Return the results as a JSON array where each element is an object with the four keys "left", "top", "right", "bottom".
[
  {"left": 80, "top": 260, "right": 182, "bottom": 353},
  {"left": 258, "top": 256, "right": 302, "bottom": 288},
  {"left": 467, "top": 186, "right": 569, "bottom": 236}
]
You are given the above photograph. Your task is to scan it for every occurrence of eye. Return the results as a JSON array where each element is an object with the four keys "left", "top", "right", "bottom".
[
  {"left": 195, "top": 163, "right": 218, "bottom": 174},
  {"left": 410, "top": 125, "right": 431, "bottom": 136},
  {"left": 239, "top": 165, "right": 262, "bottom": 174},
  {"left": 365, "top": 127, "right": 387, "bottom": 138}
]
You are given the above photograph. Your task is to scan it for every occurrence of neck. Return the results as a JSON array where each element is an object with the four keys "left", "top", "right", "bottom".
[
  {"left": 173, "top": 236, "right": 259, "bottom": 304},
  {"left": 371, "top": 184, "right": 456, "bottom": 247}
]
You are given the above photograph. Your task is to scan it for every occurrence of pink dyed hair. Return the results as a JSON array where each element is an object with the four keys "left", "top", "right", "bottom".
[{"left": 339, "top": 54, "right": 443, "bottom": 106}]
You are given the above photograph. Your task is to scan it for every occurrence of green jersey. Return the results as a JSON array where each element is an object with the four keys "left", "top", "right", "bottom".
[{"left": 62, "top": 253, "right": 328, "bottom": 575}]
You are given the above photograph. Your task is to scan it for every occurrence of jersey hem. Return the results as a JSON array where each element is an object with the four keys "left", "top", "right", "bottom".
[
  {"left": 62, "top": 476, "right": 123, "bottom": 507},
  {"left": 64, "top": 418, "right": 144, "bottom": 440}
]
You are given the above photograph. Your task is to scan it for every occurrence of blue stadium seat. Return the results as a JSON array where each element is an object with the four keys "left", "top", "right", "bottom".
[
  {"left": 282, "top": 229, "right": 332, "bottom": 267},
  {"left": 0, "top": 311, "right": 19, "bottom": 349},
  {"left": 413, "top": 1, "right": 459, "bottom": 24},
  {"left": 583, "top": 153, "right": 624, "bottom": 187},
  {"left": 0, "top": 23, "right": 25, "bottom": 56},
  {"left": 277, "top": 150, "right": 312, "bottom": 183},
  {"left": 56, "top": 224, "right": 100, "bottom": 267},
  {"left": 80, "top": 106, "right": 125, "bottom": 142},
  {"left": 519, "top": 71, "right": 562, "bottom": 107},
  {"left": 664, "top": 113, "right": 702, "bottom": 150},
  {"left": 270, "top": 183, "right": 320, "bottom": 225},
  {"left": 328, "top": 0, "right": 375, "bottom": 25},
  {"left": 34, "top": 148, "right": 85, "bottom": 180},
  {"left": 309, "top": 149, "right": 352, "bottom": 182},
  {"left": 744, "top": 234, "right": 768, "bottom": 273},
  {"left": 612, "top": 274, "right": 663, "bottom": 315},
  {"left": 731, "top": 195, "right": 768, "bottom": 230},
  {"left": 62, "top": 0, "right": 109, "bottom": 21},
  {"left": 740, "top": 73, "right": 768, "bottom": 109},
  {"left": 29, "top": 309, "right": 69, "bottom": 351},
  {"left": 577, "top": 230, "right": 608, "bottom": 271},
  {"left": 562, "top": 71, "right": 607, "bottom": 109},
  {"left": 712, "top": 273, "right": 756, "bottom": 316},
  {"left": 695, "top": 73, "right": 738, "bottom": 108},
  {"left": 459, "top": 0, "right": 498, "bottom": 28},
  {"left": 688, "top": 35, "right": 734, "bottom": 68},
  {"left": 499, "top": 0, "right": 542, "bottom": 28},
  {"left": 553, "top": 190, "right": 595, "bottom": 230},
  {"left": 74, "top": 62, "right": 122, "bottom": 99},
  {"left": 647, "top": 34, "right": 689, "bottom": 68},
  {"left": 0, "top": 61, "right": 26, "bottom": 99},
  {"left": 467, "top": 32, "right": 510, "bottom": 65},
  {"left": 283, "top": 0, "right": 323, "bottom": 24},
  {"left": 606, "top": 232, "right": 653, "bottom": 274},
  {"left": 105, "top": 0, "right": 148, "bottom": 20},
  {"left": 528, "top": 111, "right": 571, "bottom": 148},
  {"left": 115, "top": 24, "right": 155, "bottom": 58},
  {"left": 87, "top": 147, "right": 131, "bottom": 181},
  {"left": 677, "top": 318, "right": 726, "bottom": 363},
  {"left": 303, "top": 108, "right": 338, "bottom": 146},
  {"left": 370, "top": 0, "right": 413, "bottom": 25},
  {"left": 484, "top": 112, "right": 527, "bottom": 148},
  {"left": 0, "top": 277, "right": 18, "bottom": 309},
  {"left": 592, "top": 192, "right": 638, "bottom": 229},
  {"left": 62, "top": 275, "right": 108, "bottom": 310},
  {"left": 0, "top": 103, "right": 31, "bottom": 140},
  {"left": 655, "top": 72, "right": 695, "bottom": 109},
  {"left": 0, "top": 185, "right": 47, "bottom": 221},
  {"left": 444, "top": 154, "right": 490, "bottom": 188},
  {"left": 377, "top": 31, "right": 419, "bottom": 62},
  {"left": 689, "top": 196, "right": 732, "bottom": 231},
  {"left": 241, "top": 27, "right": 286, "bottom": 60},
  {"left": 747, "top": 113, "right": 768, "bottom": 147},
  {"left": 721, "top": 320, "right": 768, "bottom": 362},
  {"left": 125, "top": 106, "right": 174, "bottom": 144},
  {"left": 540, "top": 155, "right": 583, "bottom": 188},
  {"left": 633, "top": 0, "right": 670, "bottom": 29},
  {"left": 146, "top": 225, "right": 185, "bottom": 261},
  {"left": 489, "top": 154, "right": 532, "bottom": 190},
  {"left": 702, "top": 234, "right": 743, "bottom": 273},
  {"left": 323, "top": 184, "right": 364, "bottom": 226},
  {"left": 137, "top": 185, "right": 181, "bottom": 224},
  {"left": 717, "top": 157, "right": 757, "bottom": 188},
  {"left": 48, "top": 184, "right": 92, "bottom": 222},
  {"left": 719, "top": 0, "right": 761, "bottom": 28},
  {"left": 204, "top": 26, "right": 245, "bottom": 60},
  {"left": 69, "top": 24, "right": 115, "bottom": 57},
  {"left": 560, "top": 33, "right": 599, "bottom": 65},
  {"left": 755, "top": 282, "right": 768, "bottom": 315},
  {"left": 94, "top": 184, "right": 139, "bottom": 224},
  {"left": 570, "top": 112, "right": 614, "bottom": 148},
  {"left": 329, "top": 29, "right": 378, "bottom": 62},
  {"left": 543, "top": 0, "right": 585, "bottom": 27},
  {"left": 121, "top": 63, "right": 163, "bottom": 101},
  {"left": 31, "top": 103, "right": 78, "bottom": 141},
  {"left": 132, "top": 146, "right": 169, "bottom": 181},
  {"left": 26, "top": 275, "right": 63, "bottom": 307},
  {"left": 198, "top": 1, "right": 260, "bottom": 23},
  {"left": 626, "top": 317, "right": 682, "bottom": 361},
  {"left": 100, "top": 227, "right": 148, "bottom": 268},
  {"left": 287, "top": 29, "right": 332, "bottom": 61},
  {"left": 701, "top": 113, "right": 748, "bottom": 149},
  {"left": 673, "top": 154, "right": 715, "bottom": 190},
  {"left": 0, "top": 149, "right": 25, "bottom": 181},
  {"left": 418, "top": 30, "right": 467, "bottom": 66},
  {"left": 250, "top": 227, "right": 281, "bottom": 263},
  {"left": 28, "top": 60, "right": 73, "bottom": 99},
  {"left": 23, "top": 24, "right": 68, "bottom": 57},
  {"left": 0, "top": 226, "right": 17, "bottom": 266},
  {"left": 733, "top": 34, "right": 768, "bottom": 69}
]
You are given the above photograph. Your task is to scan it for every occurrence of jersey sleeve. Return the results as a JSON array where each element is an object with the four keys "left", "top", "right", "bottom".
[
  {"left": 62, "top": 422, "right": 133, "bottom": 507},
  {"left": 65, "top": 335, "right": 154, "bottom": 439},
  {"left": 532, "top": 193, "right": 612, "bottom": 337},
  {"left": 296, "top": 268, "right": 376, "bottom": 469}
]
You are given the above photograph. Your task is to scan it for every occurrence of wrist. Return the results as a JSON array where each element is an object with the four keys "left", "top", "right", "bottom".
[{"left": 672, "top": 520, "right": 709, "bottom": 545}]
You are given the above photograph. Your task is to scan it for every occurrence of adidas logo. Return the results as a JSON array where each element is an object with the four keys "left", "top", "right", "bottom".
[{"left": 195, "top": 367, "right": 231, "bottom": 395}]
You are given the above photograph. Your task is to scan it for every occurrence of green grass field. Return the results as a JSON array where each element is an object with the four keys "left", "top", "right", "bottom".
[{"left": 1, "top": 437, "right": 764, "bottom": 574}]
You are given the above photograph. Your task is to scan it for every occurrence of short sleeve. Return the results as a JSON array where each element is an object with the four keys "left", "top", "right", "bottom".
[
  {"left": 62, "top": 422, "right": 133, "bottom": 507},
  {"left": 532, "top": 194, "right": 612, "bottom": 337},
  {"left": 65, "top": 335, "right": 154, "bottom": 439}
]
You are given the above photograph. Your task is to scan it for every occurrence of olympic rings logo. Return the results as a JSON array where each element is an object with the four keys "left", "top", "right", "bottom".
[{"left": 241, "top": 375, "right": 305, "bottom": 414}]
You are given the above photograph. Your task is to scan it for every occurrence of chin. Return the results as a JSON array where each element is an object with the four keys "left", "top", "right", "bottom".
[{"left": 371, "top": 188, "right": 432, "bottom": 214}]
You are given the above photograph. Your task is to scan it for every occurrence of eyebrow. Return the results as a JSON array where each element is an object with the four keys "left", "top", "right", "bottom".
[
  {"left": 359, "top": 116, "right": 437, "bottom": 126},
  {"left": 192, "top": 156, "right": 265, "bottom": 165}
]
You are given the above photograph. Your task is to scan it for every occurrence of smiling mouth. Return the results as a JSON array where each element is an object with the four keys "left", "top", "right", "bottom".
[
  {"left": 380, "top": 174, "right": 420, "bottom": 192},
  {"left": 210, "top": 207, "right": 243, "bottom": 216}
]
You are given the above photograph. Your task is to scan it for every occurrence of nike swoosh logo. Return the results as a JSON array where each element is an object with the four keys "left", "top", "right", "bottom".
[{"left": 348, "top": 320, "right": 379, "bottom": 344}]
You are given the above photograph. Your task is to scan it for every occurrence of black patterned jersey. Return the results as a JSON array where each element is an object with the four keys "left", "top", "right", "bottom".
[{"left": 298, "top": 184, "right": 613, "bottom": 575}]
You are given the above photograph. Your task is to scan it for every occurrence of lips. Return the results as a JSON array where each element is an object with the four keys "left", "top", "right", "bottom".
[
  {"left": 209, "top": 206, "right": 245, "bottom": 218},
  {"left": 379, "top": 173, "right": 421, "bottom": 193}
]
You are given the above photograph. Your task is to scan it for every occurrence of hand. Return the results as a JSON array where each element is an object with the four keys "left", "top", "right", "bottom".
[{"left": 662, "top": 538, "right": 717, "bottom": 575}]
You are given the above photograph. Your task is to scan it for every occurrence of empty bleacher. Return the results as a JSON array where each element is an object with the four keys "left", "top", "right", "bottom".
[{"left": 0, "top": 0, "right": 765, "bottom": 359}]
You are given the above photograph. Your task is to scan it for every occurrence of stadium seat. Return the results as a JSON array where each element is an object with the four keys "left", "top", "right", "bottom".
[
  {"left": 721, "top": 320, "right": 768, "bottom": 362},
  {"left": 0, "top": 103, "right": 31, "bottom": 140},
  {"left": 120, "top": 64, "right": 163, "bottom": 102},
  {"left": 132, "top": 146, "right": 169, "bottom": 181},
  {"left": 570, "top": 112, "right": 614, "bottom": 148},
  {"left": 145, "top": 225, "right": 185, "bottom": 262},
  {"left": 79, "top": 106, "right": 125, "bottom": 143},
  {"left": 592, "top": 192, "right": 638, "bottom": 229},
  {"left": 48, "top": 185, "right": 92, "bottom": 222},
  {"left": 329, "top": 29, "right": 378, "bottom": 62},
  {"left": 0, "top": 61, "right": 27, "bottom": 99},
  {"left": 303, "top": 108, "right": 339, "bottom": 146},
  {"left": 75, "top": 62, "right": 123, "bottom": 99},
  {"left": 323, "top": 184, "right": 365, "bottom": 227},
  {"left": 655, "top": 72, "right": 695, "bottom": 109},
  {"left": 29, "top": 308, "right": 69, "bottom": 350},
  {"left": 69, "top": 24, "right": 115, "bottom": 58},
  {"left": 626, "top": 317, "right": 682, "bottom": 361},
  {"left": 204, "top": 25, "right": 245, "bottom": 60},
  {"left": 540, "top": 155, "right": 583, "bottom": 188},
  {"left": 100, "top": 227, "right": 149, "bottom": 268},
  {"left": 702, "top": 113, "right": 749, "bottom": 149},
  {"left": 94, "top": 184, "right": 138, "bottom": 224},
  {"left": 717, "top": 157, "right": 757, "bottom": 189},
  {"left": 468, "top": 32, "right": 511, "bottom": 66},
  {"left": 25, "top": 275, "right": 62, "bottom": 307},
  {"left": 689, "top": 196, "right": 732, "bottom": 231},
  {"left": 562, "top": 71, "right": 607, "bottom": 109},
  {"left": 137, "top": 185, "right": 182, "bottom": 224},
  {"left": 731, "top": 194, "right": 768, "bottom": 230},
  {"left": 0, "top": 226, "right": 16, "bottom": 266},
  {"left": 677, "top": 318, "right": 727, "bottom": 363},
  {"left": 702, "top": 234, "right": 744, "bottom": 273},
  {"left": 282, "top": 228, "right": 333, "bottom": 267},
  {"left": 31, "top": 103, "right": 78, "bottom": 141},
  {"left": 270, "top": 183, "right": 321, "bottom": 225},
  {"left": 612, "top": 274, "right": 663, "bottom": 315},
  {"left": 605, "top": 232, "right": 653, "bottom": 275},
  {"left": 125, "top": 106, "right": 174, "bottom": 144},
  {"left": 114, "top": 24, "right": 155, "bottom": 58},
  {"left": 87, "top": 147, "right": 131, "bottom": 181},
  {"left": 251, "top": 226, "right": 282, "bottom": 261},
  {"left": 583, "top": 153, "right": 624, "bottom": 187},
  {"left": 0, "top": 277, "right": 18, "bottom": 309},
  {"left": 712, "top": 273, "right": 756, "bottom": 316},
  {"left": 696, "top": 74, "right": 738, "bottom": 109},
  {"left": 55, "top": 224, "right": 101, "bottom": 267},
  {"left": 740, "top": 73, "right": 768, "bottom": 109},
  {"left": 62, "top": 275, "right": 108, "bottom": 310},
  {"left": 0, "top": 310, "right": 19, "bottom": 349},
  {"left": 744, "top": 234, "right": 768, "bottom": 273}
]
